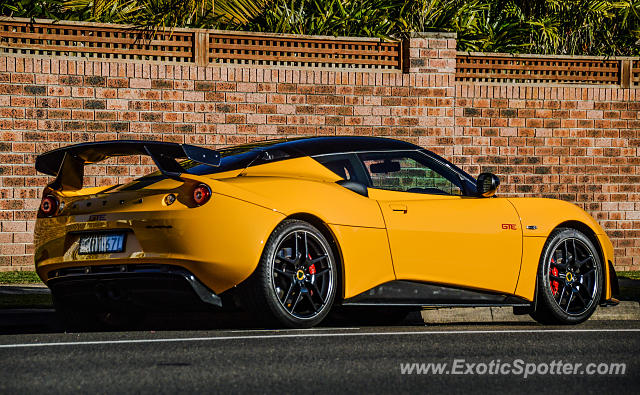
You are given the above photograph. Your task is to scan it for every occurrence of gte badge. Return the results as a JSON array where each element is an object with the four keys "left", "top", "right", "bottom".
[
  {"left": 88, "top": 214, "right": 106, "bottom": 221},
  {"left": 501, "top": 224, "right": 517, "bottom": 230}
]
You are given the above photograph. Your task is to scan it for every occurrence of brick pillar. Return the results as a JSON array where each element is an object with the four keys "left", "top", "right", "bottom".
[
  {"left": 403, "top": 32, "right": 458, "bottom": 157},
  {"left": 405, "top": 32, "right": 457, "bottom": 75}
]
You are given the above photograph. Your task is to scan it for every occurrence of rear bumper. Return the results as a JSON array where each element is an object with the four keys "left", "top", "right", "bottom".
[
  {"left": 34, "top": 192, "right": 285, "bottom": 293},
  {"left": 48, "top": 264, "right": 222, "bottom": 312}
]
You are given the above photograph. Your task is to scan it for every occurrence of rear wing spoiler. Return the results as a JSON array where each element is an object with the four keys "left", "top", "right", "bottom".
[{"left": 35, "top": 140, "right": 221, "bottom": 190}]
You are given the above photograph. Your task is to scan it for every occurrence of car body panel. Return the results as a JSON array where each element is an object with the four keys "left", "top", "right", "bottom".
[
  {"left": 598, "top": 233, "right": 615, "bottom": 300},
  {"left": 507, "top": 197, "right": 614, "bottom": 301},
  {"left": 513, "top": 236, "right": 546, "bottom": 300},
  {"left": 327, "top": 224, "right": 396, "bottom": 298},
  {"left": 507, "top": 198, "right": 607, "bottom": 237},
  {"left": 370, "top": 189, "right": 522, "bottom": 295},
  {"left": 35, "top": 191, "right": 285, "bottom": 293},
  {"left": 225, "top": 177, "right": 386, "bottom": 229},
  {"left": 227, "top": 157, "right": 386, "bottom": 228}
]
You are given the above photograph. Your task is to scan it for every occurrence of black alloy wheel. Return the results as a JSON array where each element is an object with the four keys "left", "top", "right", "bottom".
[
  {"left": 271, "top": 229, "right": 334, "bottom": 319},
  {"left": 531, "top": 228, "right": 602, "bottom": 324},
  {"left": 240, "top": 219, "right": 337, "bottom": 328}
]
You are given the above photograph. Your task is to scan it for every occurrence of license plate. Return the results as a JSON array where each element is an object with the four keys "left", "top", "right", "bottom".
[{"left": 78, "top": 233, "right": 126, "bottom": 255}]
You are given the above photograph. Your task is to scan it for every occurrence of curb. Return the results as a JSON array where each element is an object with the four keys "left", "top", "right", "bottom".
[
  {"left": 0, "top": 284, "right": 50, "bottom": 295},
  {"left": 421, "top": 301, "right": 640, "bottom": 324},
  {"left": 0, "top": 308, "right": 60, "bottom": 330},
  {"left": 2, "top": 284, "right": 640, "bottom": 323}
]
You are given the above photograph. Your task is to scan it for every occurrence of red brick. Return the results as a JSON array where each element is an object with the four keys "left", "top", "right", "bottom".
[{"left": 0, "top": 50, "right": 637, "bottom": 271}]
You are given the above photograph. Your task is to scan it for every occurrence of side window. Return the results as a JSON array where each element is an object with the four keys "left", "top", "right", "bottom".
[
  {"left": 322, "top": 159, "right": 356, "bottom": 181},
  {"left": 359, "top": 151, "right": 463, "bottom": 195},
  {"left": 314, "top": 154, "right": 366, "bottom": 184}
]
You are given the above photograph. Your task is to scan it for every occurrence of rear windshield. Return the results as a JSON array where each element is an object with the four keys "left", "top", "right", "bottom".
[
  {"left": 132, "top": 139, "right": 297, "bottom": 177},
  {"left": 130, "top": 141, "right": 279, "bottom": 181},
  {"left": 182, "top": 147, "right": 260, "bottom": 175}
]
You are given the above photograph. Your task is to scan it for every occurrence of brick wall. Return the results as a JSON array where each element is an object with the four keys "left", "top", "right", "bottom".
[
  {"left": 453, "top": 85, "right": 639, "bottom": 270},
  {"left": 0, "top": 32, "right": 638, "bottom": 271}
]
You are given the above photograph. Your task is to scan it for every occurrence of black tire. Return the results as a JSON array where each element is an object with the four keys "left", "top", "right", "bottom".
[
  {"left": 530, "top": 228, "right": 603, "bottom": 325},
  {"left": 239, "top": 219, "right": 338, "bottom": 328}
]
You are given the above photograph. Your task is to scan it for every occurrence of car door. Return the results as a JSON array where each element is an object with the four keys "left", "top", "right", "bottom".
[{"left": 359, "top": 150, "right": 522, "bottom": 295}]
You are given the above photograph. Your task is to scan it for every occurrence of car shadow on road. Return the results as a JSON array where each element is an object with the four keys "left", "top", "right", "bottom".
[
  {"left": 2, "top": 307, "right": 532, "bottom": 335},
  {"left": 0, "top": 309, "right": 273, "bottom": 335},
  {"left": 619, "top": 278, "right": 640, "bottom": 302},
  {"left": 3, "top": 276, "right": 637, "bottom": 335}
]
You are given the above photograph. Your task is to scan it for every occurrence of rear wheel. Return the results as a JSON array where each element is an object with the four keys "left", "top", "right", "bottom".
[
  {"left": 530, "top": 228, "right": 602, "bottom": 325},
  {"left": 240, "top": 219, "right": 338, "bottom": 328}
]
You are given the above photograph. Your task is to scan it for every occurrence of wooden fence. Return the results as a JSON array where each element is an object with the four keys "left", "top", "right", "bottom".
[
  {"left": 0, "top": 18, "right": 402, "bottom": 71},
  {"left": 0, "top": 18, "right": 638, "bottom": 85},
  {"left": 207, "top": 32, "right": 401, "bottom": 69},
  {"left": 456, "top": 53, "right": 639, "bottom": 87}
]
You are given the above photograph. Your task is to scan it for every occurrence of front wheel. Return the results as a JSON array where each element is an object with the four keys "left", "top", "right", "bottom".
[
  {"left": 530, "top": 228, "right": 603, "bottom": 325},
  {"left": 239, "top": 219, "right": 338, "bottom": 328}
]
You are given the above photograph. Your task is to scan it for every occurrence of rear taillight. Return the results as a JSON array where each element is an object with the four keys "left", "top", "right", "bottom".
[
  {"left": 40, "top": 195, "right": 59, "bottom": 217},
  {"left": 192, "top": 184, "right": 211, "bottom": 206}
]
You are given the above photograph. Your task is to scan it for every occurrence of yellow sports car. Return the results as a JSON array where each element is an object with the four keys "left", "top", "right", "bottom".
[{"left": 34, "top": 136, "right": 619, "bottom": 328}]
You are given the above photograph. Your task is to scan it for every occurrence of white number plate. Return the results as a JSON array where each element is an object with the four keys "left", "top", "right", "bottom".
[{"left": 78, "top": 233, "right": 125, "bottom": 255}]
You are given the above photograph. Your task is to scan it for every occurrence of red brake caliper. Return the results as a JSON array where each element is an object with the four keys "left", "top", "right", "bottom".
[
  {"left": 549, "top": 259, "right": 559, "bottom": 296},
  {"left": 308, "top": 254, "right": 315, "bottom": 295}
]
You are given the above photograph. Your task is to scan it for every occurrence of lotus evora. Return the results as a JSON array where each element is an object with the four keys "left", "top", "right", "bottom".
[{"left": 33, "top": 136, "right": 619, "bottom": 328}]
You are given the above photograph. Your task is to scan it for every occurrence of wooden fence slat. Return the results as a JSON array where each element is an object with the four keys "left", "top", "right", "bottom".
[
  {"left": 457, "top": 72, "right": 618, "bottom": 82},
  {"left": 208, "top": 34, "right": 401, "bottom": 69},
  {"left": 210, "top": 42, "right": 399, "bottom": 57},
  {"left": 0, "top": 42, "right": 193, "bottom": 58},
  {"left": 208, "top": 52, "right": 399, "bottom": 66},
  {"left": 456, "top": 54, "right": 626, "bottom": 86},
  {"left": 0, "top": 31, "right": 194, "bottom": 47}
]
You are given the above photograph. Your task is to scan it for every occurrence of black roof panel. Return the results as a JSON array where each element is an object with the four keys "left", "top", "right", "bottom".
[{"left": 251, "top": 136, "right": 421, "bottom": 156}]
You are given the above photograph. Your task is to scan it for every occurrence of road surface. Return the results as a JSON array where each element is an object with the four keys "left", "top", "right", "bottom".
[{"left": 0, "top": 311, "right": 638, "bottom": 393}]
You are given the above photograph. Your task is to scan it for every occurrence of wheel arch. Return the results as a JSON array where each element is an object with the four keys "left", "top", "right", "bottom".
[
  {"left": 553, "top": 221, "right": 604, "bottom": 266},
  {"left": 284, "top": 213, "right": 345, "bottom": 301},
  {"left": 549, "top": 220, "right": 608, "bottom": 304}
]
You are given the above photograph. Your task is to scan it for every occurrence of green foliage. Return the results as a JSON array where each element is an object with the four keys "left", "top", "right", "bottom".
[
  {"left": 0, "top": 0, "right": 74, "bottom": 20},
  {"left": 243, "top": 0, "right": 409, "bottom": 40},
  {"left": 402, "top": 0, "right": 640, "bottom": 55},
  {"left": 0, "top": 0, "right": 638, "bottom": 55},
  {"left": 61, "top": 0, "right": 265, "bottom": 33},
  {"left": 619, "top": 271, "right": 640, "bottom": 280},
  {"left": 0, "top": 271, "right": 41, "bottom": 284}
]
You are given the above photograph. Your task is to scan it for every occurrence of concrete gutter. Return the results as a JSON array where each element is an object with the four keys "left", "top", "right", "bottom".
[
  {"left": 421, "top": 302, "right": 640, "bottom": 324},
  {"left": 422, "top": 276, "right": 640, "bottom": 323},
  {"left": 2, "top": 283, "right": 639, "bottom": 323},
  {"left": 0, "top": 284, "right": 49, "bottom": 295}
]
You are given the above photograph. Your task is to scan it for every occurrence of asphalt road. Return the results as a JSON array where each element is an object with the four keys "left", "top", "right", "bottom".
[{"left": 0, "top": 313, "right": 638, "bottom": 394}]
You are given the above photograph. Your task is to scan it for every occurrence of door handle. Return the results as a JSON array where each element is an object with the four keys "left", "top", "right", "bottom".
[{"left": 389, "top": 204, "right": 408, "bottom": 213}]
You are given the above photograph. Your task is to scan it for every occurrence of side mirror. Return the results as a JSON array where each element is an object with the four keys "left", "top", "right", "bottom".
[{"left": 476, "top": 173, "right": 500, "bottom": 197}]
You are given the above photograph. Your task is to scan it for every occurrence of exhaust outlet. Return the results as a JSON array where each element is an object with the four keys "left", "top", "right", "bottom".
[{"left": 95, "top": 282, "right": 127, "bottom": 302}]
